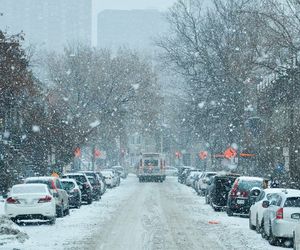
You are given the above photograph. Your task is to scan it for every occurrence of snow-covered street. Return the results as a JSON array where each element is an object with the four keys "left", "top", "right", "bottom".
[{"left": 0, "top": 175, "right": 286, "bottom": 250}]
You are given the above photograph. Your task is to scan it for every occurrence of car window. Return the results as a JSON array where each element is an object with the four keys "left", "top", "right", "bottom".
[
  {"left": 56, "top": 179, "right": 62, "bottom": 189},
  {"left": 269, "top": 194, "right": 280, "bottom": 206},
  {"left": 61, "top": 181, "right": 75, "bottom": 191},
  {"left": 256, "top": 191, "right": 265, "bottom": 202},
  {"left": 284, "top": 197, "right": 300, "bottom": 207},
  {"left": 237, "top": 180, "right": 263, "bottom": 191}
]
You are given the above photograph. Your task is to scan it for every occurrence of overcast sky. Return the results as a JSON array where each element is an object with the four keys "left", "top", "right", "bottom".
[
  {"left": 95, "top": 0, "right": 177, "bottom": 11},
  {"left": 92, "top": 0, "right": 177, "bottom": 45}
]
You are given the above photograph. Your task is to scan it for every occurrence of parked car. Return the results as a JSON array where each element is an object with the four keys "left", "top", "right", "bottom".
[
  {"left": 185, "top": 171, "right": 201, "bottom": 187},
  {"left": 101, "top": 169, "right": 119, "bottom": 188},
  {"left": 62, "top": 173, "right": 93, "bottom": 204},
  {"left": 5, "top": 184, "right": 56, "bottom": 224},
  {"left": 24, "top": 176, "right": 69, "bottom": 217},
  {"left": 227, "top": 176, "right": 265, "bottom": 216},
  {"left": 96, "top": 172, "right": 107, "bottom": 195},
  {"left": 112, "top": 166, "right": 127, "bottom": 179},
  {"left": 206, "top": 173, "right": 240, "bottom": 211},
  {"left": 80, "top": 171, "right": 102, "bottom": 201},
  {"left": 262, "top": 189, "right": 300, "bottom": 246},
  {"left": 249, "top": 188, "right": 285, "bottom": 233},
  {"left": 183, "top": 169, "right": 200, "bottom": 185},
  {"left": 61, "top": 178, "right": 81, "bottom": 208},
  {"left": 195, "top": 172, "right": 217, "bottom": 196},
  {"left": 165, "top": 166, "right": 178, "bottom": 176},
  {"left": 178, "top": 166, "right": 193, "bottom": 183}
]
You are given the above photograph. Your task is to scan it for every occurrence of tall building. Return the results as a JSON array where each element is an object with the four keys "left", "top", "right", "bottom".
[
  {"left": 97, "top": 9, "right": 168, "bottom": 52},
  {"left": 0, "top": 0, "right": 92, "bottom": 51}
]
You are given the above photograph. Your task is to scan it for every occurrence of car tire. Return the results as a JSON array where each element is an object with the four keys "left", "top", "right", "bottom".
[
  {"left": 87, "top": 195, "right": 93, "bottom": 205},
  {"left": 213, "top": 206, "right": 220, "bottom": 212},
  {"left": 268, "top": 224, "right": 278, "bottom": 246},
  {"left": 76, "top": 202, "right": 81, "bottom": 209},
  {"left": 65, "top": 206, "right": 70, "bottom": 216},
  {"left": 226, "top": 207, "right": 233, "bottom": 217},
  {"left": 56, "top": 205, "right": 64, "bottom": 218},
  {"left": 49, "top": 216, "right": 56, "bottom": 225},
  {"left": 256, "top": 215, "right": 261, "bottom": 234},
  {"left": 205, "top": 195, "right": 209, "bottom": 204},
  {"left": 261, "top": 220, "right": 267, "bottom": 239},
  {"left": 249, "top": 212, "right": 255, "bottom": 230}
]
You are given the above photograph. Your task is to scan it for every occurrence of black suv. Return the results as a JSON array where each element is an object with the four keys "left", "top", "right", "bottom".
[
  {"left": 226, "top": 176, "right": 264, "bottom": 216},
  {"left": 62, "top": 173, "right": 93, "bottom": 204},
  {"left": 206, "top": 173, "right": 240, "bottom": 211},
  {"left": 80, "top": 171, "right": 102, "bottom": 201}
]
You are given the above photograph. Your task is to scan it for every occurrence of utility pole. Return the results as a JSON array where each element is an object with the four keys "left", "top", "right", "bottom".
[{"left": 91, "top": 144, "right": 95, "bottom": 171}]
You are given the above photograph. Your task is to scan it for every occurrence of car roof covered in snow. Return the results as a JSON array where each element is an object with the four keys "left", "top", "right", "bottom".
[
  {"left": 13, "top": 183, "right": 48, "bottom": 189},
  {"left": 64, "top": 172, "right": 86, "bottom": 176},
  {"left": 25, "top": 176, "right": 58, "bottom": 182},
  {"left": 237, "top": 176, "right": 264, "bottom": 182},
  {"left": 277, "top": 189, "right": 300, "bottom": 198}
]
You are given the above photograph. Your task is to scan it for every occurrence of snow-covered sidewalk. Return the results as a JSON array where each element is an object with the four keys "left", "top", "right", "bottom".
[{"left": 0, "top": 176, "right": 136, "bottom": 249}]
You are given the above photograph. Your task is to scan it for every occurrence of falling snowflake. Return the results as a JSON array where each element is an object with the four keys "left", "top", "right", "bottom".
[
  {"left": 89, "top": 120, "right": 100, "bottom": 128},
  {"left": 32, "top": 125, "right": 40, "bottom": 132},
  {"left": 198, "top": 102, "right": 205, "bottom": 109}
]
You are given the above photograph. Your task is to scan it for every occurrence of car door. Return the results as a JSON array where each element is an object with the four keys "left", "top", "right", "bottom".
[
  {"left": 267, "top": 194, "right": 281, "bottom": 234},
  {"left": 282, "top": 196, "right": 300, "bottom": 224},
  {"left": 250, "top": 190, "right": 264, "bottom": 225},
  {"left": 56, "top": 179, "right": 69, "bottom": 209}
]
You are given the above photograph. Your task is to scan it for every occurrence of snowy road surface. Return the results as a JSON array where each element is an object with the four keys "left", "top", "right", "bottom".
[{"left": 1, "top": 175, "right": 285, "bottom": 250}]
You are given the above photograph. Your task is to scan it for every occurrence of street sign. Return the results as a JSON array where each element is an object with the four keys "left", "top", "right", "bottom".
[
  {"left": 74, "top": 147, "right": 81, "bottom": 157},
  {"left": 224, "top": 147, "right": 237, "bottom": 159},
  {"left": 199, "top": 151, "right": 208, "bottom": 160},
  {"left": 94, "top": 149, "right": 102, "bottom": 158}
]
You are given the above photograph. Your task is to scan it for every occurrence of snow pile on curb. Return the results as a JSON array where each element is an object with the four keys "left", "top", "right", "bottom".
[{"left": 0, "top": 216, "right": 29, "bottom": 246}]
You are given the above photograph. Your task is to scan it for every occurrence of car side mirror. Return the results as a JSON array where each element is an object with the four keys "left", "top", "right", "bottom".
[
  {"left": 262, "top": 200, "right": 270, "bottom": 208},
  {"left": 2, "top": 193, "right": 8, "bottom": 199},
  {"left": 52, "top": 192, "right": 59, "bottom": 198}
]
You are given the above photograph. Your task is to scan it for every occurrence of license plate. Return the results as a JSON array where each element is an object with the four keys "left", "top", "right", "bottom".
[
  {"left": 291, "top": 213, "right": 300, "bottom": 219},
  {"left": 237, "top": 199, "right": 245, "bottom": 204}
]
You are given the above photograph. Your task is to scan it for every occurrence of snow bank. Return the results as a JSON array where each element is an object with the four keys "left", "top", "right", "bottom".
[{"left": 0, "top": 216, "right": 29, "bottom": 246}]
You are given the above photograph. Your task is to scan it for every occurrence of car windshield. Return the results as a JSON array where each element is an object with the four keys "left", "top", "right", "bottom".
[
  {"left": 144, "top": 160, "right": 158, "bottom": 166},
  {"left": 61, "top": 181, "right": 75, "bottom": 191},
  {"left": 66, "top": 175, "right": 86, "bottom": 184},
  {"left": 12, "top": 185, "right": 46, "bottom": 194},
  {"left": 284, "top": 197, "right": 300, "bottom": 207},
  {"left": 238, "top": 180, "right": 263, "bottom": 191},
  {"left": 88, "top": 177, "right": 96, "bottom": 185}
]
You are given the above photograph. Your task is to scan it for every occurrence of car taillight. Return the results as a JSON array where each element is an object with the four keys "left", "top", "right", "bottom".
[
  {"left": 240, "top": 191, "right": 249, "bottom": 197},
  {"left": 38, "top": 195, "right": 52, "bottom": 203},
  {"left": 230, "top": 182, "right": 239, "bottom": 197},
  {"left": 276, "top": 208, "right": 283, "bottom": 219},
  {"left": 6, "top": 197, "right": 20, "bottom": 204}
]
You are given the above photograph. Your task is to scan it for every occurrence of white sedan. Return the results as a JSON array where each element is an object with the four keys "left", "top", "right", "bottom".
[
  {"left": 249, "top": 188, "right": 285, "bottom": 233},
  {"left": 262, "top": 189, "right": 300, "bottom": 246},
  {"left": 5, "top": 184, "right": 56, "bottom": 224},
  {"left": 101, "top": 169, "right": 118, "bottom": 188}
]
